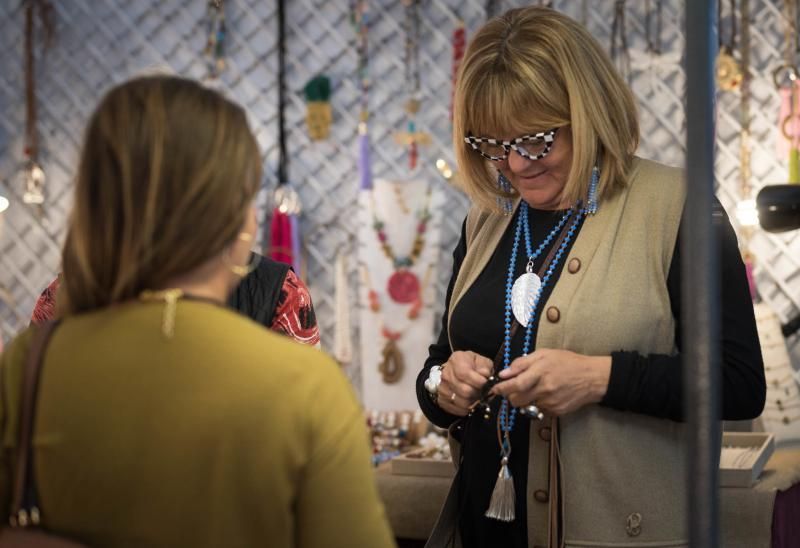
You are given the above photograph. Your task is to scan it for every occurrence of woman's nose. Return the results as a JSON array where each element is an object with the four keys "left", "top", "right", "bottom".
[{"left": 506, "top": 149, "right": 532, "bottom": 173}]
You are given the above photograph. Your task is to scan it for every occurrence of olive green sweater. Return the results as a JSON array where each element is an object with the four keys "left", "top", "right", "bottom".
[{"left": 0, "top": 300, "right": 395, "bottom": 548}]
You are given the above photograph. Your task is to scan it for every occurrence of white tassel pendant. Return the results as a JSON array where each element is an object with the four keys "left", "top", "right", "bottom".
[{"left": 485, "top": 456, "right": 516, "bottom": 522}]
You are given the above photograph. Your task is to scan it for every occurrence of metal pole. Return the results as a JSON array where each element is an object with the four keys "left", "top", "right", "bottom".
[{"left": 683, "top": 1, "right": 721, "bottom": 547}]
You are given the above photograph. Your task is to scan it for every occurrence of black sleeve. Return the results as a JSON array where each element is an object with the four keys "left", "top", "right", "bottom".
[
  {"left": 600, "top": 200, "right": 766, "bottom": 422},
  {"left": 416, "top": 219, "right": 468, "bottom": 429}
]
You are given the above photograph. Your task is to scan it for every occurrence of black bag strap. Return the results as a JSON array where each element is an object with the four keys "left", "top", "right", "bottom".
[{"left": 10, "top": 320, "right": 59, "bottom": 528}]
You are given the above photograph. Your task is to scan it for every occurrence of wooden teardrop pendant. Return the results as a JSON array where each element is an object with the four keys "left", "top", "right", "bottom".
[{"left": 379, "top": 339, "right": 404, "bottom": 384}]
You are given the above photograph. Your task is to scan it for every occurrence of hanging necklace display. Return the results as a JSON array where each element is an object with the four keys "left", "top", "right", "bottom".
[
  {"left": 734, "top": 0, "right": 761, "bottom": 302},
  {"left": 774, "top": 0, "right": 800, "bottom": 183},
  {"left": 609, "top": 1, "right": 631, "bottom": 83},
  {"left": 21, "top": 0, "right": 54, "bottom": 207},
  {"left": 734, "top": 0, "right": 757, "bottom": 229},
  {"left": 371, "top": 182, "right": 432, "bottom": 304},
  {"left": 645, "top": 0, "right": 663, "bottom": 55},
  {"left": 717, "top": 0, "right": 743, "bottom": 91},
  {"left": 450, "top": 19, "right": 465, "bottom": 123},
  {"left": 579, "top": 0, "right": 589, "bottom": 26},
  {"left": 485, "top": 0, "right": 500, "bottom": 20},
  {"left": 351, "top": 0, "right": 373, "bottom": 191},
  {"left": 393, "top": 0, "right": 430, "bottom": 170},
  {"left": 392, "top": 182, "right": 410, "bottom": 215},
  {"left": 631, "top": 0, "right": 680, "bottom": 90},
  {"left": 362, "top": 263, "right": 434, "bottom": 384},
  {"left": 268, "top": 0, "right": 303, "bottom": 274},
  {"left": 203, "top": 0, "right": 226, "bottom": 79},
  {"left": 333, "top": 249, "right": 353, "bottom": 365}
]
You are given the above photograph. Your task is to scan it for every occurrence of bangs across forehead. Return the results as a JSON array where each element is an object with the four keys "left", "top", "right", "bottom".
[{"left": 463, "top": 68, "right": 567, "bottom": 139}]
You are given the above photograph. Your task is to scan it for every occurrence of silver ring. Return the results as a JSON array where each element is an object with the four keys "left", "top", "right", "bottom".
[
  {"left": 519, "top": 404, "right": 544, "bottom": 420},
  {"left": 450, "top": 392, "right": 457, "bottom": 402}
]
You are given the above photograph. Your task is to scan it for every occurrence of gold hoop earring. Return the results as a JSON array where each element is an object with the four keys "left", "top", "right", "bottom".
[{"left": 225, "top": 232, "right": 260, "bottom": 277}]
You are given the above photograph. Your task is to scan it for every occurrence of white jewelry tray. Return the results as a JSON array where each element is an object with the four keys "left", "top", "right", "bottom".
[
  {"left": 720, "top": 432, "right": 775, "bottom": 487},
  {"left": 391, "top": 447, "right": 455, "bottom": 478}
]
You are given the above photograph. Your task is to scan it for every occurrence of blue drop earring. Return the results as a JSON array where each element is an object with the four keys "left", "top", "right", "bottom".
[
  {"left": 497, "top": 172, "right": 514, "bottom": 215},
  {"left": 586, "top": 166, "right": 599, "bottom": 215}
]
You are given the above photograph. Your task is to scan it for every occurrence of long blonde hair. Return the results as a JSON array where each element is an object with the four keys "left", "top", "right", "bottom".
[
  {"left": 60, "top": 76, "right": 261, "bottom": 315},
  {"left": 453, "top": 6, "right": 639, "bottom": 212}
]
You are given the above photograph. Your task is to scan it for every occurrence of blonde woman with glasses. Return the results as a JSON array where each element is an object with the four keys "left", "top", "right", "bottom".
[
  {"left": 417, "top": 7, "right": 764, "bottom": 548},
  {"left": 0, "top": 76, "right": 395, "bottom": 548}
]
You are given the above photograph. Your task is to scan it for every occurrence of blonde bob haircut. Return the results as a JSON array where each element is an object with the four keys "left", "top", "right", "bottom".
[
  {"left": 60, "top": 76, "right": 261, "bottom": 315},
  {"left": 453, "top": 6, "right": 639, "bottom": 212}
]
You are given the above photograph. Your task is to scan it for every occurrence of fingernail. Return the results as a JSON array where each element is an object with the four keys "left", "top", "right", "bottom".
[{"left": 498, "top": 369, "right": 511, "bottom": 378}]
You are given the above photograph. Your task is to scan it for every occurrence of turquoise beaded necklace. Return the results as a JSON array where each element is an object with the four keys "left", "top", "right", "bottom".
[{"left": 486, "top": 166, "right": 599, "bottom": 522}]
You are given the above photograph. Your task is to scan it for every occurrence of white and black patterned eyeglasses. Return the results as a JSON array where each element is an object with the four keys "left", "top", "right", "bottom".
[{"left": 463, "top": 128, "right": 558, "bottom": 162}]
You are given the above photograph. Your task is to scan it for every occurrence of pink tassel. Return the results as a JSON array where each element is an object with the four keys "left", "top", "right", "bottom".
[
  {"left": 744, "top": 256, "right": 757, "bottom": 301},
  {"left": 290, "top": 213, "right": 301, "bottom": 275},
  {"left": 269, "top": 209, "right": 293, "bottom": 266}
]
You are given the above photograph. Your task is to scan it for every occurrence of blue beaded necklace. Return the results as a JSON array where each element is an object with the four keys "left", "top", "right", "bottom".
[
  {"left": 498, "top": 205, "right": 583, "bottom": 446},
  {"left": 486, "top": 167, "right": 599, "bottom": 522}
]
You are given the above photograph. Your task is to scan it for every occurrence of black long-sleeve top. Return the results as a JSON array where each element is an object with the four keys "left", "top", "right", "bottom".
[{"left": 415, "top": 200, "right": 765, "bottom": 548}]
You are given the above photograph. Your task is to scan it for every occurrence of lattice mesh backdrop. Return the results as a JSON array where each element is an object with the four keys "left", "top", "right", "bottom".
[{"left": 1, "top": 1, "right": 799, "bottom": 392}]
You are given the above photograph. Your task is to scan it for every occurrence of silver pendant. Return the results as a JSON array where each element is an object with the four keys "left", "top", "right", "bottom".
[
  {"left": 511, "top": 272, "right": 541, "bottom": 327},
  {"left": 22, "top": 163, "right": 45, "bottom": 205}
]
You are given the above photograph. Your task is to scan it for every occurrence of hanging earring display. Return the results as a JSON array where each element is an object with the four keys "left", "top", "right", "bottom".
[
  {"left": 717, "top": 0, "right": 743, "bottom": 91},
  {"left": 610, "top": 0, "right": 631, "bottom": 83},
  {"left": 371, "top": 183, "right": 432, "bottom": 304},
  {"left": 21, "top": 0, "right": 54, "bottom": 207},
  {"left": 203, "top": 0, "right": 226, "bottom": 79},
  {"left": 393, "top": 0, "right": 430, "bottom": 170},
  {"left": 304, "top": 75, "right": 332, "bottom": 140}
]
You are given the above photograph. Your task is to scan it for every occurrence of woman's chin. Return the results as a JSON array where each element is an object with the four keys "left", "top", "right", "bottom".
[{"left": 518, "top": 188, "right": 564, "bottom": 210}]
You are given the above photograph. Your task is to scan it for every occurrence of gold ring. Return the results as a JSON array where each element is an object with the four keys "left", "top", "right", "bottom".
[{"left": 450, "top": 392, "right": 456, "bottom": 402}]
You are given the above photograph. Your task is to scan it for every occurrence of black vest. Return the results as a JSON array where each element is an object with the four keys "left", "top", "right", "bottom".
[{"left": 226, "top": 254, "right": 291, "bottom": 328}]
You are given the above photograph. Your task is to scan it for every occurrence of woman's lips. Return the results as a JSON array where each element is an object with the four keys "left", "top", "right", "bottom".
[{"left": 518, "top": 170, "right": 546, "bottom": 183}]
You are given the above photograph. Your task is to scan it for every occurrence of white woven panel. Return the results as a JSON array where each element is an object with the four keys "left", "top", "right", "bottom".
[{"left": 1, "top": 1, "right": 798, "bottom": 388}]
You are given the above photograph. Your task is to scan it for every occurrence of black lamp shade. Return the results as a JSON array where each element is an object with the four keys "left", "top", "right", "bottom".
[{"left": 756, "top": 184, "right": 800, "bottom": 233}]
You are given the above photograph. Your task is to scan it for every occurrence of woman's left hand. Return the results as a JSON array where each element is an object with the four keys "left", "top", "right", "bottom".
[{"left": 490, "top": 349, "right": 612, "bottom": 416}]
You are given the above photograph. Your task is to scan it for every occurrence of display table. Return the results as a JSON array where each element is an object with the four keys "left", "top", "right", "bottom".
[{"left": 375, "top": 449, "right": 800, "bottom": 547}]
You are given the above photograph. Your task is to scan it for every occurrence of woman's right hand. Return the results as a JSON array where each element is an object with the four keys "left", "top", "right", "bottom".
[{"left": 436, "top": 351, "right": 493, "bottom": 416}]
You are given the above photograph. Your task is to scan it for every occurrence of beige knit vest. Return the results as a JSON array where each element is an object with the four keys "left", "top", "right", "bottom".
[{"left": 442, "top": 157, "right": 691, "bottom": 547}]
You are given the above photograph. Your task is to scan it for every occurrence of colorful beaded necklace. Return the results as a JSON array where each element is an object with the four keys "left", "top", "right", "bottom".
[
  {"left": 203, "top": 0, "right": 227, "bottom": 79},
  {"left": 370, "top": 182, "right": 432, "bottom": 304}
]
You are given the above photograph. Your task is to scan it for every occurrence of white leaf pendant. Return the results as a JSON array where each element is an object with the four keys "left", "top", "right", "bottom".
[{"left": 511, "top": 272, "right": 542, "bottom": 327}]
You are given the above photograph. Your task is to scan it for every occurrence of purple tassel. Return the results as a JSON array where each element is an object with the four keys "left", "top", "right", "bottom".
[
  {"left": 290, "top": 213, "right": 302, "bottom": 276},
  {"left": 359, "top": 131, "right": 373, "bottom": 190}
]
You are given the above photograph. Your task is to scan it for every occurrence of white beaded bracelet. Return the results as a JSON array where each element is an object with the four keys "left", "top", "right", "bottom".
[{"left": 424, "top": 364, "right": 443, "bottom": 397}]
